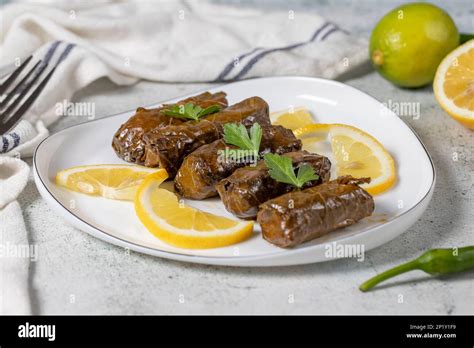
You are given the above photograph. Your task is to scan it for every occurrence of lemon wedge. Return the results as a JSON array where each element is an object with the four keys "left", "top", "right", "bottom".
[
  {"left": 295, "top": 124, "right": 396, "bottom": 195},
  {"left": 56, "top": 164, "right": 167, "bottom": 200},
  {"left": 434, "top": 39, "right": 474, "bottom": 129},
  {"left": 271, "top": 106, "right": 314, "bottom": 130},
  {"left": 135, "top": 174, "right": 253, "bottom": 249}
]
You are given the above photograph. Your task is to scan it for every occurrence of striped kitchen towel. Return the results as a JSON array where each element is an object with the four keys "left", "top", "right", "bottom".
[
  {"left": 0, "top": 0, "right": 368, "bottom": 155},
  {"left": 0, "top": 120, "right": 48, "bottom": 156}
]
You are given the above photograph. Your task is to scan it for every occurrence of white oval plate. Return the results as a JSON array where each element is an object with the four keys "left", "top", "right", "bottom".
[{"left": 34, "top": 77, "right": 435, "bottom": 266}]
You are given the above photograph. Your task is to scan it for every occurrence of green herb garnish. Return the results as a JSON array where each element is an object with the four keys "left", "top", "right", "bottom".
[
  {"left": 263, "top": 153, "right": 319, "bottom": 188},
  {"left": 223, "top": 123, "right": 262, "bottom": 154},
  {"left": 162, "top": 103, "right": 221, "bottom": 120}
]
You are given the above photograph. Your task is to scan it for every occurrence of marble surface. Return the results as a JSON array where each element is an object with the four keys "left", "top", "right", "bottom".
[{"left": 17, "top": 0, "right": 473, "bottom": 314}]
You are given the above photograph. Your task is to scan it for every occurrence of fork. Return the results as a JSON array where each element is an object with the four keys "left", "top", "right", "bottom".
[{"left": 0, "top": 56, "right": 56, "bottom": 136}]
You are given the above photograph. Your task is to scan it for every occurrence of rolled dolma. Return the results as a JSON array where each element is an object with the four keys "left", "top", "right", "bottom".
[
  {"left": 143, "top": 120, "right": 221, "bottom": 177},
  {"left": 203, "top": 96, "right": 271, "bottom": 127},
  {"left": 257, "top": 176, "right": 374, "bottom": 248},
  {"left": 112, "top": 91, "right": 228, "bottom": 164},
  {"left": 216, "top": 151, "right": 331, "bottom": 219},
  {"left": 174, "top": 125, "right": 302, "bottom": 199},
  {"left": 142, "top": 97, "right": 271, "bottom": 177}
]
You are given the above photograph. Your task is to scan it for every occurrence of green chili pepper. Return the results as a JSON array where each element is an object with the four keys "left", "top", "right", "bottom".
[{"left": 359, "top": 246, "right": 474, "bottom": 292}]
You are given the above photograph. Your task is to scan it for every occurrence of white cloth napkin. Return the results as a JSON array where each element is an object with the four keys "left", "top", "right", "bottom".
[
  {"left": 0, "top": 0, "right": 368, "bottom": 314},
  {"left": 0, "top": 157, "right": 31, "bottom": 314}
]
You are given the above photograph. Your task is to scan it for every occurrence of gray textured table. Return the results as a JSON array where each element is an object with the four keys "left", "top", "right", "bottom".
[{"left": 19, "top": 0, "right": 473, "bottom": 314}]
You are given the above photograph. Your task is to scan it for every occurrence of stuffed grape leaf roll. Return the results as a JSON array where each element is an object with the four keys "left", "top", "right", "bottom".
[
  {"left": 257, "top": 176, "right": 374, "bottom": 248},
  {"left": 216, "top": 151, "right": 331, "bottom": 219},
  {"left": 174, "top": 125, "right": 302, "bottom": 199},
  {"left": 112, "top": 91, "right": 228, "bottom": 164},
  {"left": 143, "top": 97, "right": 271, "bottom": 177}
]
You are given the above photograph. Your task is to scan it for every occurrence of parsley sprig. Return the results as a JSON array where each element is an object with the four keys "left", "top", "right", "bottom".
[
  {"left": 223, "top": 123, "right": 262, "bottom": 154},
  {"left": 264, "top": 153, "right": 319, "bottom": 189},
  {"left": 162, "top": 103, "right": 221, "bottom": 120}
]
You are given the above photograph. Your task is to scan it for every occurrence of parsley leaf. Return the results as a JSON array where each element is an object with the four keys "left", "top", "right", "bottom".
[
  {"left": 223, "top": 123, "right": 262, "bottom": 154},
  {"left": 162, "top": 103, "right": 221, "bottom": 120},
  {"left": 249, "top": 123, "right": 263, "bottom": 151},
  {"left": 296, "top": 164, "right": 319, "bottom": 185},
  {"left": 263, "top": 153, "right": 319, "bottom": 188}
]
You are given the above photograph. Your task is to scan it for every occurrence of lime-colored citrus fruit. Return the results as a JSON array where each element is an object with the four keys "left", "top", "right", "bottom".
[
  {"left": 434, "top": 39, "right": 474, "bottom": 129},
  {"left": 56, "top": 164, "right": 167, "bottom": 200},
  {"left": 135, "top": 174, "right": 254, "bottom": 249},
  {"left": 370, "top": 3, "right": 459, "bottom": 88}
]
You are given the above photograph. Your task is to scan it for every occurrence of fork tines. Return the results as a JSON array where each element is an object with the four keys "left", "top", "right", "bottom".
[{"left": 0, "top": 56, "right": 55, "bottom": 136}]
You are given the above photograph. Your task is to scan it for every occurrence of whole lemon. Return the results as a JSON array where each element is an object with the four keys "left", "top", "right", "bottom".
[{"left": 370, "top": 3, "right": 459, "bottom": 88}]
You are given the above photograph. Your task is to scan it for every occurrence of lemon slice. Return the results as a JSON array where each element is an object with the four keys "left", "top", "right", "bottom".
[
  {"left": 135, "top": 175, "right": 253, "bottom": 249},
  {"left": 271, "top": 106, "right": 314, "bottom": 130},
  {"left": 295, "top": 124, "right": 396, "bottom": 195},
  {"left": 56, "top": 164, "right": 167, "bottom": 200},
  {"left": 294, "top": 123, "right": 332, "bottom": 156},
  {"left": 434, "top": 39, "right": 474, "bottom": 129}
]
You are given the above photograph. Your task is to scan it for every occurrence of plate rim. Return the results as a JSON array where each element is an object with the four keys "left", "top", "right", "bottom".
[{"left": 33, "top": 76, "right": 436, "bottom": 264}]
